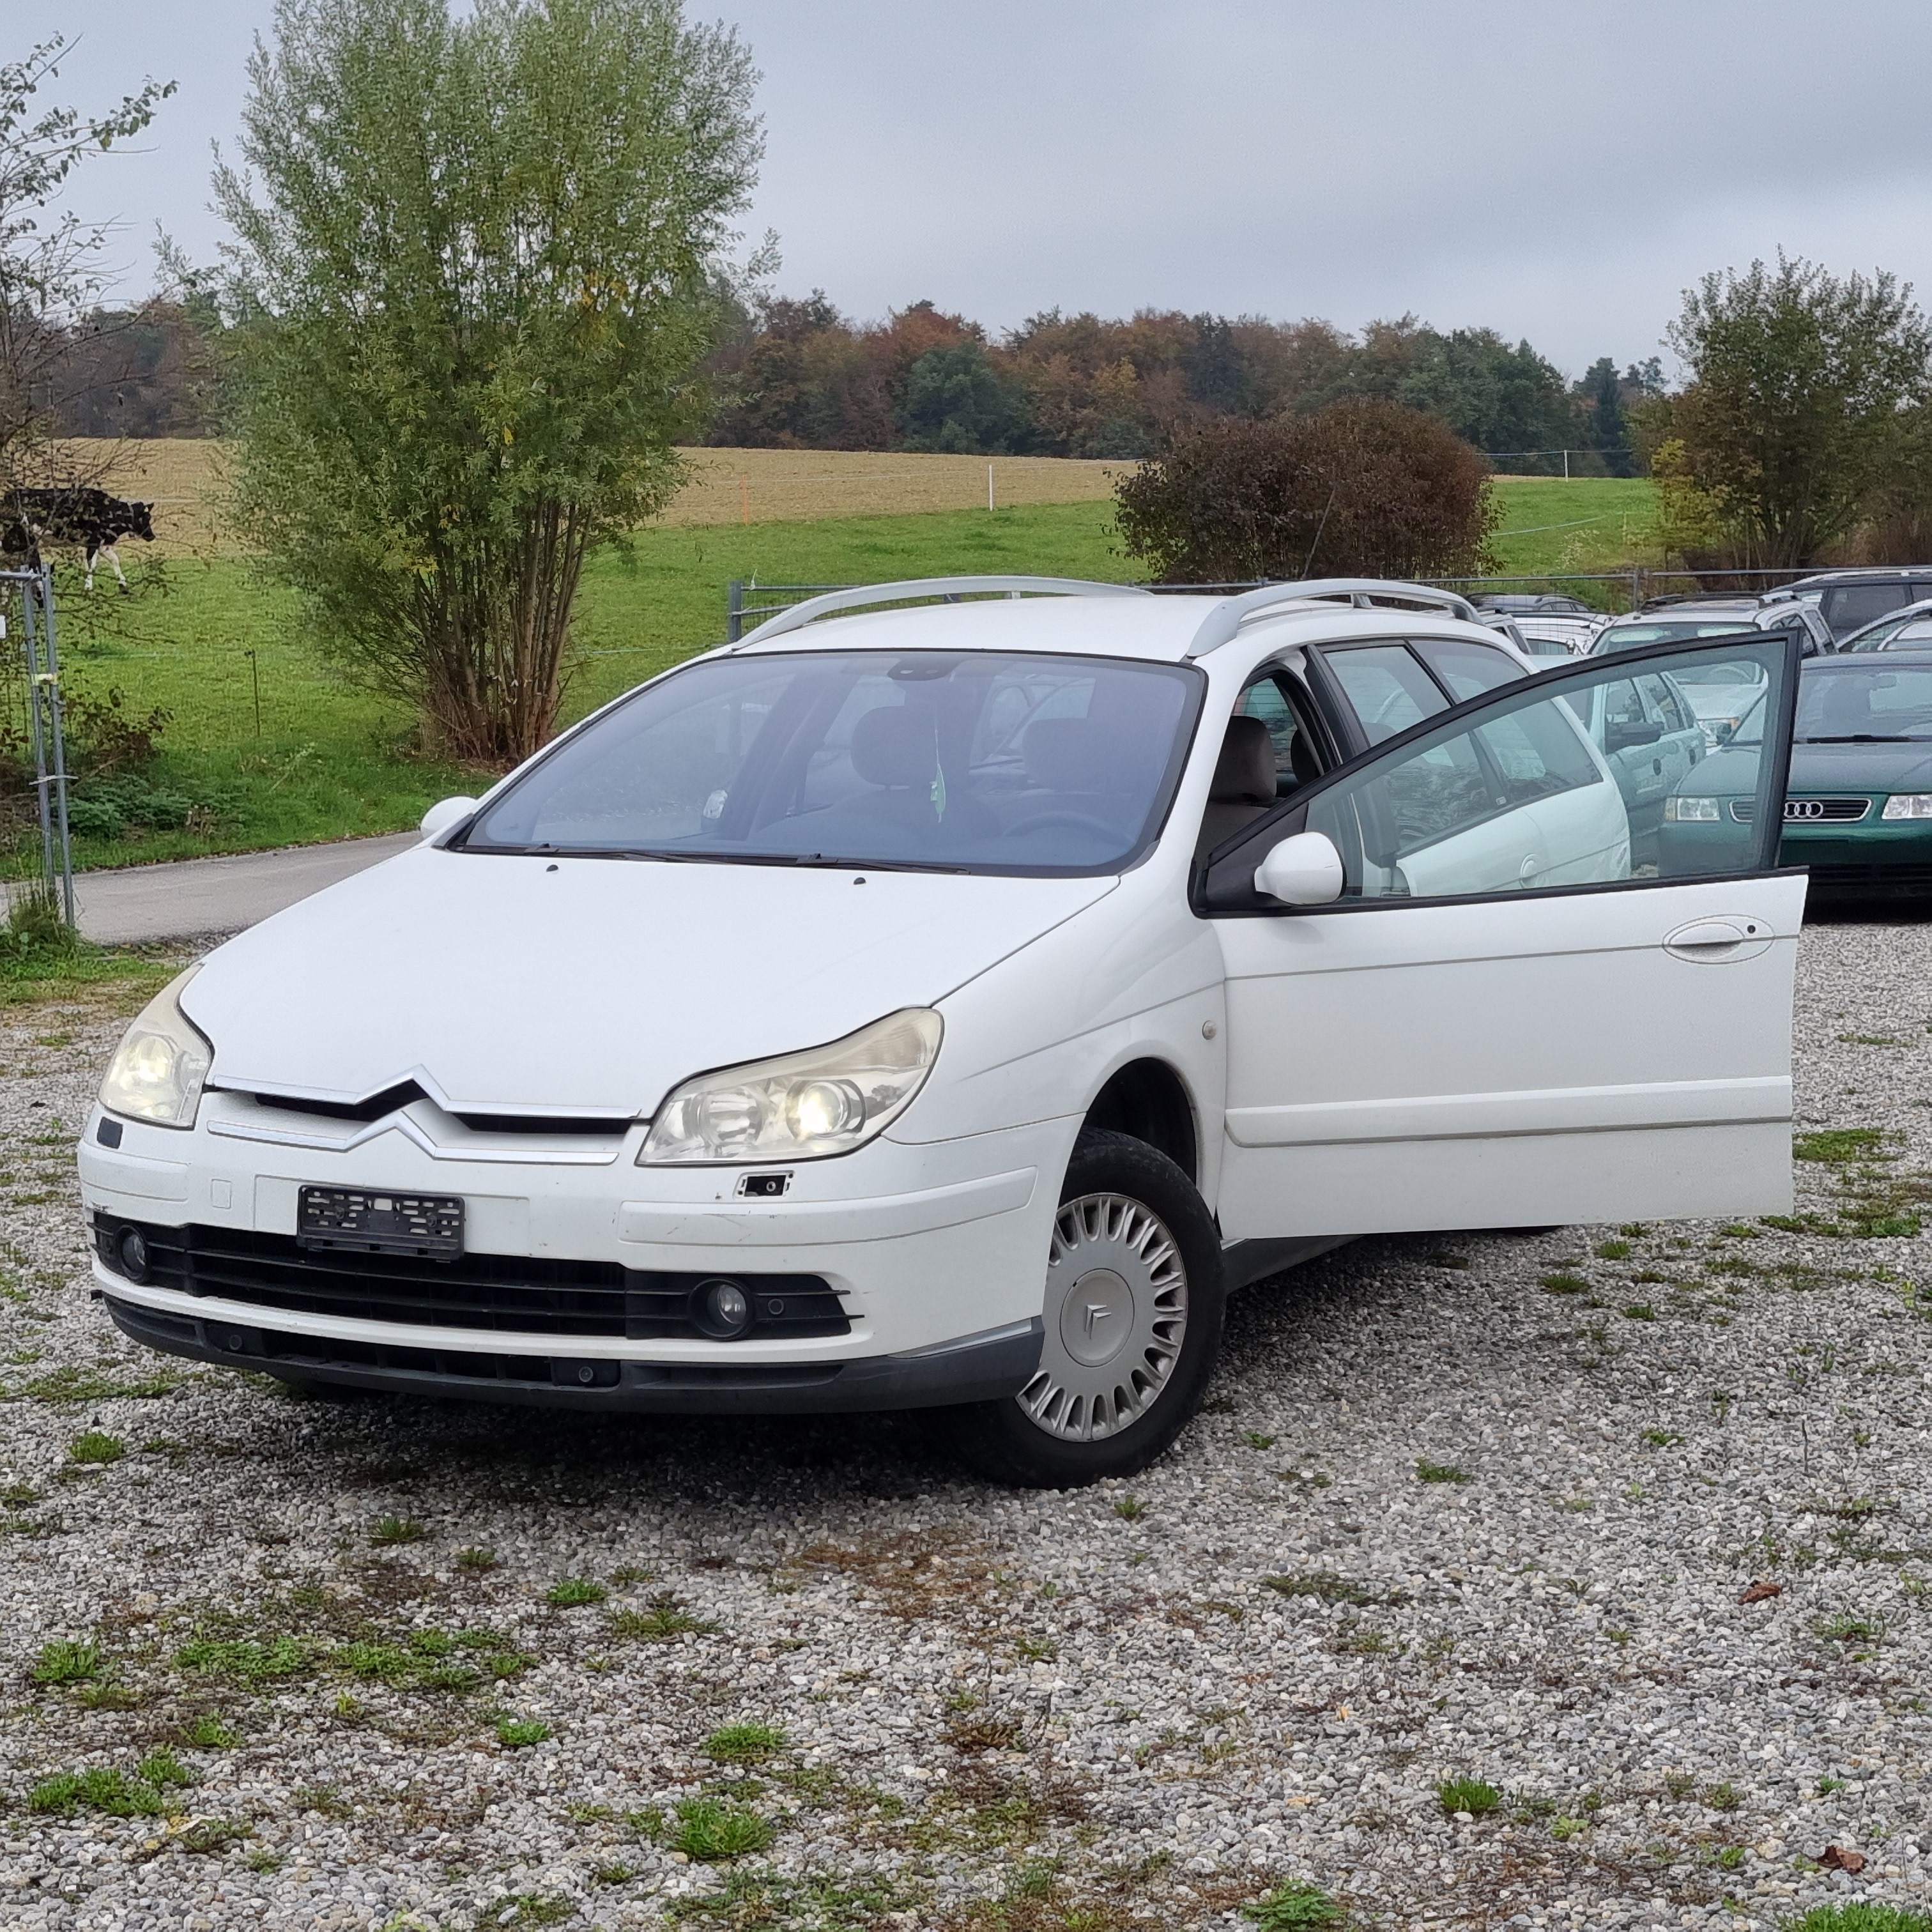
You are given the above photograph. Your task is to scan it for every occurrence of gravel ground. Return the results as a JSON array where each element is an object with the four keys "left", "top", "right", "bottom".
[{"left": 1, "top": 917, "right": 1929, "bottom": 1932}]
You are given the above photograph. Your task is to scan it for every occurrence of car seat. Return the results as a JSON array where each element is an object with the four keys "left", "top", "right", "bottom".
[
  {"left": 847, "top": 705, "right": 997, "bottom": 839},
  {"left": 1197, "top": 716, "right": 1278, "bottom": 855}
]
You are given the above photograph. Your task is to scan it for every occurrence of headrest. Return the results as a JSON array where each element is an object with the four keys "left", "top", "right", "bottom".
[
  {"left": 1818, "top": 679, "right": 1871, "bottom": 730},
  {"left": 1022, "top": 717, "right": 1111, "bottom": 792},
  {"left": 1211, "top": 715, "right": 1276, "bottom": 804},
  {"left": 850, "top": 706, "right": 935, "bottom": 788}
]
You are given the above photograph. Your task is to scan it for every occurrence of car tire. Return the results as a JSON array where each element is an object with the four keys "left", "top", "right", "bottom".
[{"left": 939, "top": 1130, "right": 1225, "bottom": 1489}]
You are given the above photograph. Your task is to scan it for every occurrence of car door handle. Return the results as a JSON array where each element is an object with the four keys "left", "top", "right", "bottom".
[{"left": 1662, "top": 916, "right": 1773, "bottom": 962}]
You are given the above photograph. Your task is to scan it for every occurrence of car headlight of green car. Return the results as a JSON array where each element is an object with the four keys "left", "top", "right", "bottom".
[
  {"left": 1880, "top": 793, "right": 1932, "bottom": 819},
  {"left": 1664, "top": 796, "right": 1722, "bottom": 822}
]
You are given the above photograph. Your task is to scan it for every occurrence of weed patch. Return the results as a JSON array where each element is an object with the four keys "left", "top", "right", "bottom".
[{"left": 1436, "top": 1776, "right": 1501, "bottom": 1816}]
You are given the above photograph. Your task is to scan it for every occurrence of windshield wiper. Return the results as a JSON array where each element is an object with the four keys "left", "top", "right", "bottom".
[{"left": 1798, "top": 733, "right": 1931, "bottom": 744}]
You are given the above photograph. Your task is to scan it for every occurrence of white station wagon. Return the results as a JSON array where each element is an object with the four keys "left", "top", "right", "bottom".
[{"left": 79, "top": 577, "right": 1806, "bottom": 1485}]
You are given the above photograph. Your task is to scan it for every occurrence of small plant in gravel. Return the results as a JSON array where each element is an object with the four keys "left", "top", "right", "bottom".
[
  {"left": 1551, "top": 1815, "right": 1586, "bottom": 1840},
  {"left": 593, "top": 1862, "right": 638, "bottom": 1884},
  {"left": 29, "top": 1766, "right": 174, "bottom": 1818},
  {"left": 31, "top": 1638, "right": 102, "bottom": 1683},
  {"left": 456, "top": 1546, "right": 498, "bottom": 1571},
  {"left": 180, "top": 1818, "right": 251, "bottom": 1855},
  {"left": 608, "top": 1593, "right": 717, "bottom": 1640},
  {"left": 1790, "top": 1910, "right": 1932, "bottom": 1932},
  {"left": 1112, "top": 1494, "right": 1147, "bottom": 1520},
  {"left": 703, "top": 1722, "right": 787, "bottom": 1763},
  {"left": 1415, "top": 1459, "right": 1471, "bottom": 1484},
  {"left": 1663, "top": 1771, "right": 1697, "bottom": 1798},
  {"left": 496, "top": 1717, "right": 551, "bottom": 1749},
  {"left": 1816, "top": 1610, "right": 1881, "bottom": 1644},
  {"left": 1816, "top": 1774, "right": 1848, "bottom": 1795},
  {"left": 1540, "top": 1271, "right": 1588, "bottom": 1295},
  {"left": 1436, "top": 1777, "right": 1501, "bottom": 1817},
  {"left": 68, "top": 1430, "right": 125, "bottom": 1464},
  {"left": 1705, "top": 1779, "right": 1742, "bottom": 1811},
  {"left": 137, "top": 1747, "right": 194, "bottom": 1788},
  {"left": 546, "top": 1575, "right": 608, "bottom": 1607},
  {"left": 496, "top": 1899, "right": 572, "bottom": 1929},
  {"left": 609, "top": 1564, "right": 651, "bottom": 1586},
  {"left": 181, "top": 1713, "right": 240, "bottom": 1748},
  {"left": 174, "top": 1634, "right": 316, "bottom": 1685},
  {"left": 665, "top": 1794, "right": 773, "bottom": 1861},
  {"left": 1594, "top": 1238, "right": 1632, "bottom": 1260},
  {"left": 1244, "top": 1430, "right": 1277, "bottom": 1449},
  {"left": 371, "top": 1515, "right": 427, "bottom": 1545},
  {"left": 1641, "top": 1429, "right": 1684, "bottom": 1448},
  {"left": 1263, "top": 1572, "right": 1383, "bottom": 1606},
  {"left": 1622, "top": 1303, "right": 1656, "bottom": 1321}
]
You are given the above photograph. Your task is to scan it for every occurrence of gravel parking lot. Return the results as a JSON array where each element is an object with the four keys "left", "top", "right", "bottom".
[{"left": 2, "top": 917, "right": 1929, "bottom": 1932}]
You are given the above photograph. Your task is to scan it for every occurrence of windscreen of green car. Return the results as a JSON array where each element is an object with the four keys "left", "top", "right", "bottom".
[
  {"left": 1793, "top": 663, "right": 1932, "bottom": 740},
  {"left": 461, "top": 649, "right": 1206, "bottom": 876}
]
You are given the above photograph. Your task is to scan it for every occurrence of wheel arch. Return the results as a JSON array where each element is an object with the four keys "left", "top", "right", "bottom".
[{"left": 1079, "top": 1056, "right": 1200, "bottom": 1187}]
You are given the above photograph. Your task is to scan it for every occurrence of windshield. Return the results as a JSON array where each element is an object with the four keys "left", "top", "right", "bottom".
[
  {"left": 1591, "top": 619, "right": 1761, "bottom": 654},
  {"left": 461, "top": 649, "right": 1204, "bottom": 875},
  {"left": 1794, "top": 664, "right": 1932, "bottom": 741}
]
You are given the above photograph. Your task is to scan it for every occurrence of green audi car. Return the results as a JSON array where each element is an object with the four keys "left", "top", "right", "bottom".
[{"left": 1659, "top": 652, "right": 1932, "bottom": 899}]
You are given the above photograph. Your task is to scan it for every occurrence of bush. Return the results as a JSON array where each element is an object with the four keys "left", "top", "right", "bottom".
[{"left": 1113, "top": 397, "right": 1499, "bottom": 585}]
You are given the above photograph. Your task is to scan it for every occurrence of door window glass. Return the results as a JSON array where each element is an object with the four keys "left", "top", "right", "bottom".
[
  {"left": 1319, "top": 645, "right": 1450, "bottom": 744},
  {"left": 1411, "top": 637, "right": 1528, "bottom": 700},
  {"left": 1821, "top": 584, "right": 1913, "bottom": 635},
  {"left": 1637, "top": 673, "right": 1695, "bottom": 736},
  {"left": 1273, "top": 638, "right": 1791, "bottom": 905},
  {"left": 1234, "top": 672, "right": 1319, "bottom": 792}
]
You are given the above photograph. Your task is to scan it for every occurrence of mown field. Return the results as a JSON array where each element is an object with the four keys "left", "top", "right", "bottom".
[{"left": 3, "top": 444, "right": 1658, "bottom": 873}]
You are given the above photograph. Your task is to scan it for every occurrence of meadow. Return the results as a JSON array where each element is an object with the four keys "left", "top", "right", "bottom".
[{"left": 3, "top": 444, "right": 1659, "bottom": 873}]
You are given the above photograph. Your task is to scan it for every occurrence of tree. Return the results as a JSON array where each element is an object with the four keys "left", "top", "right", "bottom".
[
  {"left": 215, "top": 0, "right": 762, "bottom": 761},
  {"left": 898, "top": 341, "right": 1029, "bottom": 453},
  {"left": 1112, "top": 398, "right": 1498, "bottom": 585},
  {"left": 0, "top": 39, "right": 175, "bottom": 485},
  {"left": 1658, "top": 253, "right": 1932, "bottom": 568}
]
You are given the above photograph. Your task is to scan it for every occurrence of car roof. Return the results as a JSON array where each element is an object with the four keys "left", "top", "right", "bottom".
[{"left": 728, "top": 588, "right": 1530, "bottom": 667}]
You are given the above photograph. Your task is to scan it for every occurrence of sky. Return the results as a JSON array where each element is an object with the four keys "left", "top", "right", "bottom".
[{"left": 36, "top": 0, "right": 1932, "bottom": 379}]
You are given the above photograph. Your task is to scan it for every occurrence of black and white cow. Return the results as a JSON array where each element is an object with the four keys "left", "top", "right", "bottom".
[{"left": 1, "top": 487, "right": 157, "bottom": 592}]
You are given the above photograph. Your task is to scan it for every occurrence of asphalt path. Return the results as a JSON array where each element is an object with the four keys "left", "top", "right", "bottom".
[{"left": 3, "top": 831, "right": 419, "bottom": 944}]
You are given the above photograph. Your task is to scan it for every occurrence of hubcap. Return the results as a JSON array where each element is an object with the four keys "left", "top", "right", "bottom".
[{"left": 1016, "top": 1192, "right": 1188, "bottom": 1441}]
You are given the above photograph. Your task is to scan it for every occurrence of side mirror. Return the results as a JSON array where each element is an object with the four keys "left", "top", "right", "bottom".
[
  {"left": 420, "top": 795, "right": 479, "bottom": 841},
  {"left": 1253, "top": 831, "right": 1345, "bottom": 906},
  {"left": 1605, "top": 720, "right": 1663, "bottom": 751}
]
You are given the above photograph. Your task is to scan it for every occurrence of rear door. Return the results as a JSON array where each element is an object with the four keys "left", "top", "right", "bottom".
[{"left": 1200, "top": 632, "right": 1805, "bottom": 1238}]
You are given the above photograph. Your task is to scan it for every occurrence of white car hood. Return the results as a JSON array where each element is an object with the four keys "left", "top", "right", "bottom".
[{"left": 185, "top": 846, "right": 1116, "bottom": 1116}]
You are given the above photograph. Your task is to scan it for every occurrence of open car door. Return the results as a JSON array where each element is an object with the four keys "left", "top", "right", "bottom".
[{"left": 1199, "top": 631, "right": 1804, "bottom": 1238}]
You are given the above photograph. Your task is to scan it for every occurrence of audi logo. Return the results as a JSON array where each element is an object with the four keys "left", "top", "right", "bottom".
[{"left": 1784, "top": 799, "right": 1827, "bottom": 820}]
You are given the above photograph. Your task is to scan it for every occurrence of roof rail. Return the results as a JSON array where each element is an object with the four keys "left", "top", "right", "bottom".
[
  {"left": 1183, "top": 579, "right": 1482, "bottom": 658},
  {"left": 733, "top": 574, "right": 1152, "bottom": 647}
]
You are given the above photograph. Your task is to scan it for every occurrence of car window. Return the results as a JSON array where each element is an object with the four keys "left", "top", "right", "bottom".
[
  {"left": 1284, "top": 638, "right": 1791, "bottom": 905},
  {"left": 1636, "top": 673, "right": 1696, "bottom": 736},
  {"left": 1821, "top": 584, "right": 1915, "bottom": 636},
  {"left": 1318, "top": 644, "right": 1450, "bottom": 744},
  {"left": 1795, "top": 665, "right": 1932, "bottom": 740},
  {"left": 1591, "top": 620, "right": 1760, "bottom": 654},
  {"left": 1883, "top": 620, "right": 1932, "bottom": 647},
  {"left": 1411, "top": 637, "right": 1528, "bottom": 700},
  {"left": 462, "top": 648, "right": 1204, "bottom": 877},
  {"left": 1234, "top": 671, "right": 1320, "bottom": 792}
]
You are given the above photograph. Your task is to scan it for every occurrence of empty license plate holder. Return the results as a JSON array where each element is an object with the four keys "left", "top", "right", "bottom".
[{"left": 297, "top": 1186, "right": 464, "bottom": 1258}]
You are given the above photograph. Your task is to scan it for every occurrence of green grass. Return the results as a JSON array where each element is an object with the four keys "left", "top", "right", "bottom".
[
  {"left": 1436, "top": 1776, "right": 1502, "bottom": 1816},
  {"left": 1243, "top": 1881, "right": 1347, "bottom": 1930},
  {"left": 11, "top": 480, "right": 1657, "bottom": 873},
  {"left": 1788, "top": 1911, "right": 1932, "bottom": 1932}
]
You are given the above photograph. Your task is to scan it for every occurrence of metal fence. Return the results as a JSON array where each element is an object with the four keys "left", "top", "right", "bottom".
[
  {"left": 723, "top": 567, "right": 1828, "bottom": 641},
  {"left": 2, "top": 564, "right": 75, "bottom": 924}
]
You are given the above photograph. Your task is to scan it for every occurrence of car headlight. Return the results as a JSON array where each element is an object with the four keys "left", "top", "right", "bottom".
[
  {"left": 1882, "top": 793, "right": 1932, "bottom": 820},
  {"left": 640, "top": 1009, "right": 943, "bottom": 1165},
  {"left": 1664, "top": 796, "right": 1721, "bottom": 822},
  {"left": 100, "top": 970, "right": 213, "bottom": 1128}
]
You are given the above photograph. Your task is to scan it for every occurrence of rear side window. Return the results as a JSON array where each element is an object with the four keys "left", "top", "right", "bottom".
[
  {"left": 1319, "top": 644, "right": 1450, "bottom": 744},
  {"left": 1822, "top": 584, "right": 1914, "bottom": 636},
  {"left": 1411, "top": 637, "right": 1528, "bottom": 700}
]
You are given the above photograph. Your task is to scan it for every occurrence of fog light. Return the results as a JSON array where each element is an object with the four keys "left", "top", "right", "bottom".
[
  {"left": 696, "top": 1277, "right": 751, "bottom": 1338},
  {"left": 118, "top": 1227, "right": 150, "bottom": 1283}
]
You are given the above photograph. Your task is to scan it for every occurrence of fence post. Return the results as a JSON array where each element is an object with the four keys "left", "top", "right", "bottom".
[
  {"left": 726, "top": 579, "right": 744, "bottom": 644},
  {"left": 1629, "top": 565, "right": 1641, "bottom": 615},
  {"left": 38, "top": 567, "right": 74, "bottom": 928}
]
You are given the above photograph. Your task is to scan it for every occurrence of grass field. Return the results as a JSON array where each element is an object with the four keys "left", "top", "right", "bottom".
[{"left": 3, "top": 445, "right": 1659, "bottom": 875}]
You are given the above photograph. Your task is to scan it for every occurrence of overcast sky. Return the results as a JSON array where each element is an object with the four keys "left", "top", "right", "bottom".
[{"left": 40, "top": 0, "right": 1932, "bottom": 379}]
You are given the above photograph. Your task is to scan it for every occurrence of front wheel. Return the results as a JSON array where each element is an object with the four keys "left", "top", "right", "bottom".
[{"left": 940, "top": 1130, "right": 1225, "bottom": 1487}]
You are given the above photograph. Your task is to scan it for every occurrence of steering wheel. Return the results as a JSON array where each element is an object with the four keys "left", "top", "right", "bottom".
[{"left": 1005, "top": 811, "right": 1118, "bottom": 841}]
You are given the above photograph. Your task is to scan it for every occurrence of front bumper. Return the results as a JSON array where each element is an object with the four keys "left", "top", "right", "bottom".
[
  {"left": 79, "top": 1098, "right": 1074, "bottom": 1412},
  {"left": 101, "top": 1292, "right": 1043, "bottom": 1414}
]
